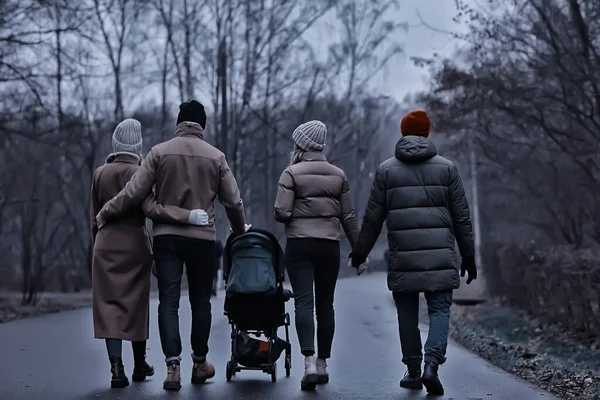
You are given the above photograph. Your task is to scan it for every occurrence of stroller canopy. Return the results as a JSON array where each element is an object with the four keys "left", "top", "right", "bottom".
[{"left": 223, "top": 229, "right": 285, "bottom": 296}]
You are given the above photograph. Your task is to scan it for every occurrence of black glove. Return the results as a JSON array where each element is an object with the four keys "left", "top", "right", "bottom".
[
  {"left": 349, "top": 252, "right": 366, "bottom": 269},
  {"left": 461, "top": 256, "right": 477, "bottom": 284}
]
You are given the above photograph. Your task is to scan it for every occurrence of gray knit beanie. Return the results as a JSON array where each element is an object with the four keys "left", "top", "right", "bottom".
[
  {"left": 112, "top": 118, "right": 142, "bottom": 155},
  {"left": 292, "top": 120, "right": 327, "bottom": 152}
]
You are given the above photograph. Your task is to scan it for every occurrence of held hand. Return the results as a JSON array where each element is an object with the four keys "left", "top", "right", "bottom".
[
  {"left": 461, "top": 256, "right": 477, "bottom": 284},
  {"left": 189, "top": 209, "right": 209, "bottom": 226},
  {"left": 349, "top": 252, "right": 366, "bottom": 269},
  {"left": 357, "top": 258, "right": 369, "bottom": 275},
  {"left": 348, "top": 255, "right": 368, "bottom": 275}
]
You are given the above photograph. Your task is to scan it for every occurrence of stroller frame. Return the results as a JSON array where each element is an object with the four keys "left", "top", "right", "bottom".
[
  {"left": 222, "top": 229, "right": 292, "bottom": 382},
  {"left": 226, "top": 315, "right": 292, "bottom": 382}
]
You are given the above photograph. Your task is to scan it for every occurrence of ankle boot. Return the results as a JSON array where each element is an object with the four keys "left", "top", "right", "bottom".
[
  {"left": 301, "top": 356, "right": 318, "bottom": 391},
  {"left": 400, "top": 363, "right": 422, "bottom": 390},
  {"left": 421, "top": 362, "right": 444, "bottom": 395},
  {"left": 316, "top": 358, "right": 329, "bottom": 384},
  {"left": 109, "top": 356, "right": 129, "bottom": 388},
  {"left": 131, "top": 341, "right": 154, "bottom": 382},
  {"left": 132, "top": 360, "right": 155, "bottom": 382},
  {"left": 191, "top": 361, "right": 216, "bottom": 384},
  {"left": 163, "top": 363, "right": 181, "bottom": 391}
]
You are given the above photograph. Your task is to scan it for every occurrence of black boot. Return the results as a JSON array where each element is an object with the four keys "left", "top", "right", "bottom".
[
  {"left": 132, "top": 341, "right": 154, "bottom": 382},
  {"left": 399, "top": 364, "right": 422, "bottom": 390},
  {"left": 109, "top": 356, "right": 129, "bottom": 388},
  {"left": 421, "top": 362, "right": 444, "bottom": 395},
  {"left": 132, "top": 360, "right": 155, "bottom": 382}
]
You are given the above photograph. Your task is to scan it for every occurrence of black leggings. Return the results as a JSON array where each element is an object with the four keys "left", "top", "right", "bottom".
[
  {"left": 285, "top": 238, "right": 340, "bottom": 359},
  {"left": 105, "top": 339, "right": 147, "bottom": 362}
]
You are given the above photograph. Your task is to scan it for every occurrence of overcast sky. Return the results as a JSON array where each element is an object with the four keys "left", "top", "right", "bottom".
[
  {"left": 379, "top": 0, "right": 468, "bottom": 101},
  {"left": 302, "top": 0, "right": 470, "bottom": 103}
]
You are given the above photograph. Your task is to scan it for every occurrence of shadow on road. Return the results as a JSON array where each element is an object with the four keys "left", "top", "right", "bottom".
[{"left": 78, "top": 379, "right": 305, "bottom": 400}]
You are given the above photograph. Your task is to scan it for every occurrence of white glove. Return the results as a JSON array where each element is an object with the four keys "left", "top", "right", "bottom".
[
  {"left": 348, "top": 257, "right": 369, "bottom": 275},
  {"left": 189, "top": 209, "right": 209, "bottom": 226}
]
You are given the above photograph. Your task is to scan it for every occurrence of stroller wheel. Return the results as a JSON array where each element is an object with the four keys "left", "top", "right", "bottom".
[
  {"left": 270, "top": 362, "right": 277, "bottom": 382},
  {"left": 226, "top": 361, "right": 234, "bottom": 382},
  {"left": 285, "top": 356, "right": 291, "bottom": 377}
]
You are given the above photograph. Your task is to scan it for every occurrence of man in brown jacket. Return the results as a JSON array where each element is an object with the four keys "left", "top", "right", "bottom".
[{"left": 96, "top": 100, "right": 248, "bottom": 391}]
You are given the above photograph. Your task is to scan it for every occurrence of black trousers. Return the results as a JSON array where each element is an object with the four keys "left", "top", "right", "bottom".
[
  {"left": 153, "top": 235, "right": 215, "bottom": 365},
  {"left": 285, "top": 238, "right": 340, "bottom": 359},
  {"left": 105, "top": 339, "right": 146, "bottom": 362}
]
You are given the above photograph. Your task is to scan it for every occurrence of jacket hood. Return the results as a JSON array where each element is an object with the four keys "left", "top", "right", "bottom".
[{"left": 394, "top": 136, "right": 437, "bottom": 162}]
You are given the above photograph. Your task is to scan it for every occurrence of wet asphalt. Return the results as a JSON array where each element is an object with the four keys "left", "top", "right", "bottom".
[{"left": 0, "top": 273, "right": 559, "bottom": 400}]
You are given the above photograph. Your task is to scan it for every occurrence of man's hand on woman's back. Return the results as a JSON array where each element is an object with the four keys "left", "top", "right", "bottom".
[{"left": 188, "top": 209, "right": 209, "bottom": 226}]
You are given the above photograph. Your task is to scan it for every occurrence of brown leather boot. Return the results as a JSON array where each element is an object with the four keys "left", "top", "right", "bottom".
[
  {"left": 163, "top": 363, "right": 181, "bottom": 391},
  {"left": 109, "top": 356, "right": 129, "bottom": 388},
  {"left": 191, "top": 362, "right": 216, "bottom": 384}
]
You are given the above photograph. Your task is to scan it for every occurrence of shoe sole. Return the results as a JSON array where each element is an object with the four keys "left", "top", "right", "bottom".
[
  {"left": 317, "top": 375, "right": 329, "bottom": 384},
  {"left": 111, "top": 379, "right": 129, "bottom": 388},
  {"left": 132, "top": 371, "right": 155, "bottom": 382},
  {"left": 400, "top": 381, "right": 423, "bottom": 390},
  {"left": 163, "top": 381, "right": 182, "bottom": 391},
  {"left": 421, "top": 377, "right": 444, "bottom": 395},
  {"left": 301, "top": 374, "right": 318, "bottom": 391},
  {"left": 191, "top": 373, "right": 215, "bottom": 384}
]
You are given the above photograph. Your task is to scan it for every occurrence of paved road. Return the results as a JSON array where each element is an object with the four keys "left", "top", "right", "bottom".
[{"left": 0, "top": 273, "right": 559, "bottom": 400}]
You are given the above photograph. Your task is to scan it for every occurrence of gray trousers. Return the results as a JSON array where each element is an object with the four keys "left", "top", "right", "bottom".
[{"left": 392, "top": 290, "right": 453, "bottom": 366}]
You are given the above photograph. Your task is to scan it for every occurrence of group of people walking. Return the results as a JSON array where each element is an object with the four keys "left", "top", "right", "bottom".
[{"left": 90, "top": 100, "right": 477, "bottom": 395}]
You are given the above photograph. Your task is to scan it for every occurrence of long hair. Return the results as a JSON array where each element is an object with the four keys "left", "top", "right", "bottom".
[{"left": 290, "top": 143, "right": 305, "bottom": 165}]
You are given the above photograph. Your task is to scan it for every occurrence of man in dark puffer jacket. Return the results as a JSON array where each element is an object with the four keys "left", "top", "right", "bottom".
[{"left": 351, "top": 110, "right": 477, "bottom": 396}]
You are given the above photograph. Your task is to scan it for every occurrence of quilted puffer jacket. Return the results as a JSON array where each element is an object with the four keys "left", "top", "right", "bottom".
[{"left": 355, "top": 135, "right": 474, "bottom": 292}]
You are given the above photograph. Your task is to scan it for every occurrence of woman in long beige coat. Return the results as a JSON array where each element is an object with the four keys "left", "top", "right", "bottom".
[{"left": 91, "top": 119, "right": 194, "bottom": 388}]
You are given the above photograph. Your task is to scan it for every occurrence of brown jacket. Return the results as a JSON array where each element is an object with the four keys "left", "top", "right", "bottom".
[
  {"left": 90, "top": 153, "right": 189, "bottom": 340},
  {"left": 274, "top": 151, "right": 359, "bottom": 248},
  {"left": 97, "top": 122, "right": 246, "bottom": 240}
]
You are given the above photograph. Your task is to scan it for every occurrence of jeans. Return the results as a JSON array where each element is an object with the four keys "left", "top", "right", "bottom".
[
  {"left": 285, "top": 238, "right": 340, "bottom": 359},
  {"left": 392, "top": 290, "right": 453, "bottom": 366},
  {"left": 153, "top": 235, "right": 215, "bottom": 365}
]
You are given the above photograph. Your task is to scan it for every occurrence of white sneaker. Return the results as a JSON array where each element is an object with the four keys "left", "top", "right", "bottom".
[
  {"left": 316, "top": 358, "right": 329, "bottom": 384},
  {"left": 301, "top": 356, "right": 318, "bottom": 391}
]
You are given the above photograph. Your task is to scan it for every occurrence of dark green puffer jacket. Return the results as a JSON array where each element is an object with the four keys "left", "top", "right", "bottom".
[{"left": 355, "top": 136, "right": 474, "bottom": 292}]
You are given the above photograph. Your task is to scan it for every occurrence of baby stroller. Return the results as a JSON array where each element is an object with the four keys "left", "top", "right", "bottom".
[{"left": 222, "top": 229, "right": 293, "bottom": 382}]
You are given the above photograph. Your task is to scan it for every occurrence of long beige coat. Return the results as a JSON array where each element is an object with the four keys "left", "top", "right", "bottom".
[{"left": 91, "top": 153, "right": 189, "bottom": 341}]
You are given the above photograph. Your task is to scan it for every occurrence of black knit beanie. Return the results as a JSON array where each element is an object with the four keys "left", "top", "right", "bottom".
[{"left": 176, "top": 100, "right": 207, "bottom": 129}]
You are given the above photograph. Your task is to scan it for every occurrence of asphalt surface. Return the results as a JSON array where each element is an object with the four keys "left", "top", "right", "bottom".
[{"left": 0, "top": 273, "right": 559, "bottom": 400}]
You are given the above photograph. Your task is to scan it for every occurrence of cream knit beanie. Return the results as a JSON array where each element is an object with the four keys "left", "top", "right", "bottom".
[{"left": 112, "top": 118, "right": 142, "bottom": 155}]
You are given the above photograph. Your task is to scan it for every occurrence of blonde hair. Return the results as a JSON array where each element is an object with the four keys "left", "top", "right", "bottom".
[{"left": 290, "top": 143, "right": 305, "bottom": 165}]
